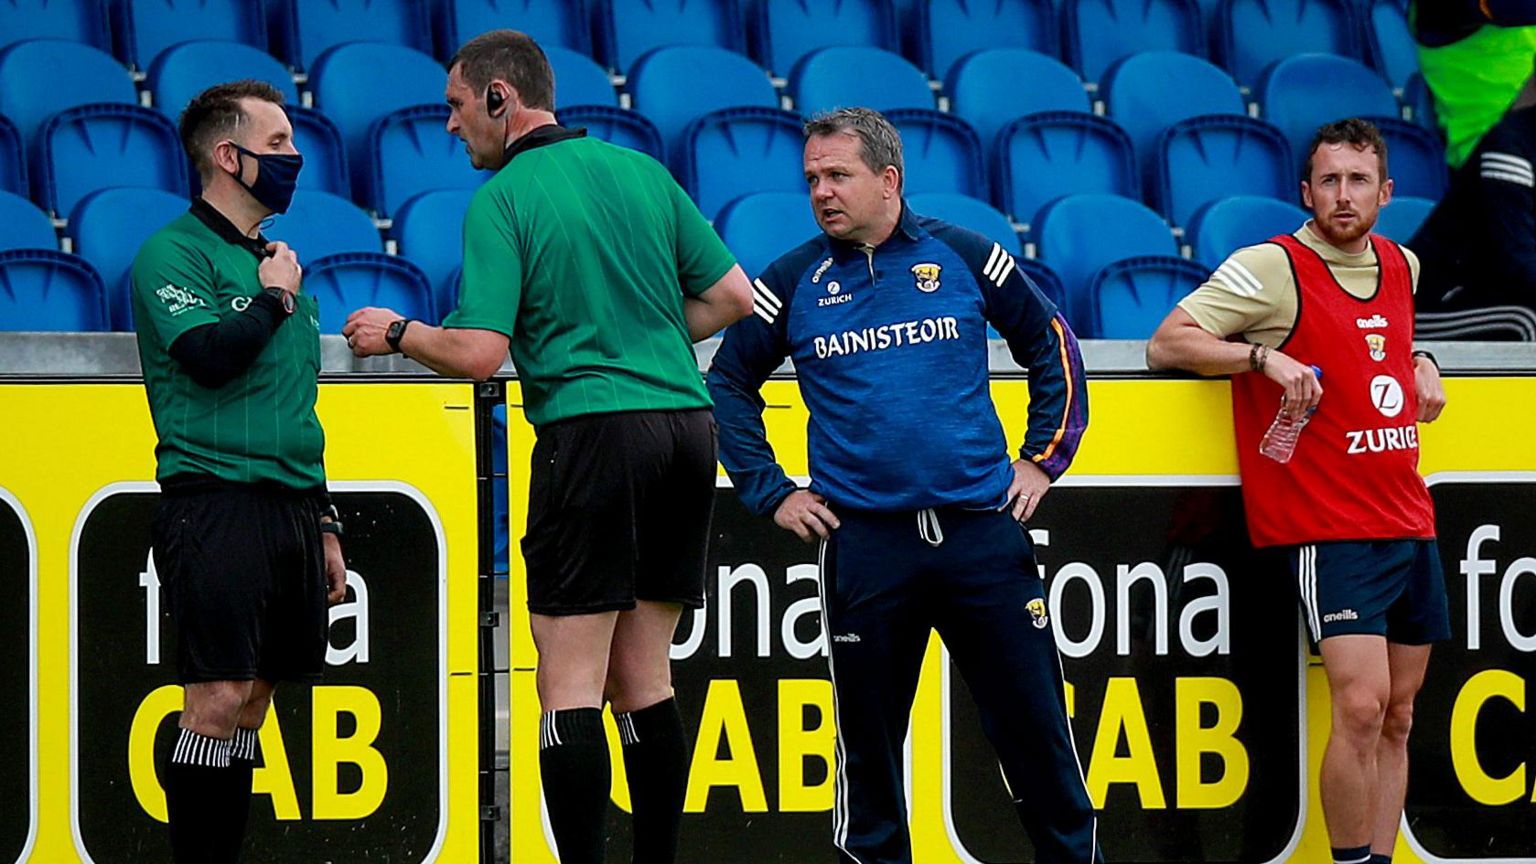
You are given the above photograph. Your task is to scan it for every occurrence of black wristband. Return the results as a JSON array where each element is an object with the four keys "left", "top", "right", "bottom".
[
  {"left": 245, "top": 290, "right": 287, "bottom": 333},
  {"left": 1412, "top": 350, "right": 1440, "bottom": 370}
]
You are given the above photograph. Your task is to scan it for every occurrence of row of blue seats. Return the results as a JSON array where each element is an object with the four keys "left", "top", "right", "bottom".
[
  {"left": 0, "top": 38, "right": 1442, "bottom": 224},
  {"left": 0, "top": 0, "right": 1415, "bottom": 89},
  {"left": 0, "top": 185, "right": 1436, "bottom": 340}
]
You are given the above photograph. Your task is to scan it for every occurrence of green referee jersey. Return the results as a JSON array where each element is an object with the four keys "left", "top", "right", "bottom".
[
  {"left": 131, "top": 198, "right": 327, "bottom": 489},
  {"left": 444, "top": 125, "right": 738, "bottom": 427}
]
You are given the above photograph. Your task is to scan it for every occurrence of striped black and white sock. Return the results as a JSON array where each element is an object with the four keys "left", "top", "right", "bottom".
[
  {"left": 538, "top": 708, "right": 609, "bottom": 864},
  {"left": 165, "top": 727, "right": 234, "bottom": 863},
  {"left": 171, "top": 727, "right": 231, "bottom": 769}
]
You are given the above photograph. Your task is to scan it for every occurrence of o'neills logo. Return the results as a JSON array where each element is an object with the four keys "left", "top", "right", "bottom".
[
  {"left": 813, "top": 316, "right": 961, "bottom": 359},
  {"left": 1356, "top": 314, "right": 1389, "bottom": 329}
]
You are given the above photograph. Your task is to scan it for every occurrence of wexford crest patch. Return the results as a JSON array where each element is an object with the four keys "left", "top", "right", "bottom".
[
  {"left": 1366, "top": 333, "right": 1386, "bottom": 362},
  {"left": 1026, "top": 598, "right": 1049, "bottom": 630},
  {"left": 911, "top": 262, "right": 942, "bottom": 293}
]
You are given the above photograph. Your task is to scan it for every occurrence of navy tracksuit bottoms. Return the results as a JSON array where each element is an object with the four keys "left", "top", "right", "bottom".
[{"left": 818, "top": 505, "right": 1102, "bottom": 864}]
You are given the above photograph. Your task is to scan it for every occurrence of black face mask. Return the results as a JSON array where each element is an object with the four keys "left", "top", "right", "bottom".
[{"left": 229, "top": 144, "right": 303, "bottom": 214}]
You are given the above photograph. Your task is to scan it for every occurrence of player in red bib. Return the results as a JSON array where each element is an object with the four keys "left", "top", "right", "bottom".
[{"left": 1147, "top": 119, "right": 1449, "bottom": 864}]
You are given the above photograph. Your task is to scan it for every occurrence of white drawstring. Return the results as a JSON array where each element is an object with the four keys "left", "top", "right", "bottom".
[{"left": 916, "top": 508, "right": 944, "bottom": 547}]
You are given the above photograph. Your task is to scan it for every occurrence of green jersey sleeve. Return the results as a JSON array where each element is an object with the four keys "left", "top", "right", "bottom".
[
  {"left": 131, "top": 234, "right": 221, "bottom": 348},
  {"left": 444, "top": 187, "right": 522, "bottom": 336},
  {"left": 669, "top": 178, "right": 737, "bottom": 296}
]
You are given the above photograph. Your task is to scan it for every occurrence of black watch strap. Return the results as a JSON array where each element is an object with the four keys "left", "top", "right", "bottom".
[
  {"left": 1412, "top": 349, "right": 1440, "bottom": 370},
  {"left": 262, "top": 286, "right": 295, "bottom": 315},
  {"left": 386, "top": 318, "right": 415, "bottom": 353}
]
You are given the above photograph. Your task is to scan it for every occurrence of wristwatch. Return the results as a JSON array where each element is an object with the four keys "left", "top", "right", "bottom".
[
  {"left": 319, "top": 504, "right": 344, "bottom": 538},
  {"left": 262, "top": 286, "right": 295, "bottom": 315},
  {"left": 385, "top": 318, "right": 414, "bottom": 353}
]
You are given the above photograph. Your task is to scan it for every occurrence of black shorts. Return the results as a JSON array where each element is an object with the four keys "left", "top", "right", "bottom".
[
  {"left": 522, "top": 409, "right": 716, "bottom": 616},
  {"left": 1288, "top": 539, "right": 1451, "bottom": 646},
  {"left": 151, "top": 486, "right": 329, "bottom": 683}
]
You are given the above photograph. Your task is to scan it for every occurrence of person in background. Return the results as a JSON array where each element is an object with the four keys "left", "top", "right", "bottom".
[{"left": 1147, "top": 118, "right": 1448, "bottom": 864}]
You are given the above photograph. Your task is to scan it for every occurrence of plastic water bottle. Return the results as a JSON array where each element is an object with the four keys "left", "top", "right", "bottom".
[{"left": 1260, "top": 366, "right": 1324, "bottom": 464}]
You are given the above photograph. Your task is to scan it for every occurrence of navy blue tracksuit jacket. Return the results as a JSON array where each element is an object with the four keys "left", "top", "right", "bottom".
[{"left": 707, "top": 204, "right": 1102, "bottom": 864}]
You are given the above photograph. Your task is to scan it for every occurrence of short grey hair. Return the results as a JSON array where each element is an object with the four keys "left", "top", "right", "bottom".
[{"left": 804, "top": 107, "right": 904, "bottom": 190}]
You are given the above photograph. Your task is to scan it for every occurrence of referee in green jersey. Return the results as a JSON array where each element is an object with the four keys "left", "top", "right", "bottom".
[
  {"left": 132, "top": 80, "right": 347, "bottom": 863},
  {"left": 344, "top": 30, "right": 753, "bottom": 863}
]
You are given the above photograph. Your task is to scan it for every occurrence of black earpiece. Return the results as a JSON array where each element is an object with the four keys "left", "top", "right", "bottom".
[{"left": 486, "top": 85, "right": 506, "bottom": 118}]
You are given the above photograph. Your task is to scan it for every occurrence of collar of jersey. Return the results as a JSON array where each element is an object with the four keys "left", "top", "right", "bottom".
[
  {"left": 189, "top": 197, "right": 269, "bottom": 259},
  {"left": 826, "top": 199, "right": 922, "bottom": 259},
  {"left": 502, "top": 123, "right": 587, "bottom": 164}
]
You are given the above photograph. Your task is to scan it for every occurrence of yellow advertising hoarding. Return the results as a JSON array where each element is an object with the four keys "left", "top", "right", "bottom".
[{"left": 0, "top": 381, "right": 482, "bottom": 864}]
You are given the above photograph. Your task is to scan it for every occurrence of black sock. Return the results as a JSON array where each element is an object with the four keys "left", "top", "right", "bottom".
[
  {"left": 224, "top": 727, "right": 259, "bottom": 862},
  {"left": 1370, "top": 855, "right": 1392, "bottom": 864},
  {"left": 1332, "top": 845, "right": 1371, "bottom": 864},
  {"left": 165, "top": 726, "right": 233, "bottom": 863},
  {"left": 616, "top": 698, "right": 688, "bottom": 864},
  {"left": 539, "top": 708, "right": 610, "bottom": 864}
]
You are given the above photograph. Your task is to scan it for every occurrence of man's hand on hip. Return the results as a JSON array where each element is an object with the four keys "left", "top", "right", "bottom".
[
  {"left": 342, "top": 306, "right": 401, "bottom": 356},
  {"left": 774, "top": 490, "right": 840, "bottom": 543},
  {"left": 1003, "top": 459, "right": 1050, "bottom": 523}
]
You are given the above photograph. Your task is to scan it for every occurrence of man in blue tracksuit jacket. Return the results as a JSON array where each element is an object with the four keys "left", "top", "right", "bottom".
[{"left": 707, "top": 108, "right": 1101, "bottom": 864}]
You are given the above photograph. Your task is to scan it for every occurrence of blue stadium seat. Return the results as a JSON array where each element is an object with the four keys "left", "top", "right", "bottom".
[
  {"left": 1090, "top": 255, "right": 1209, "bottom": 338},
  {"left": 682, "top": 107, "right": 806, "bottom": 220},
  {"left": 0, "top": 0, "right": 110, "bottom": 54},
  {"left": 946, "top": 50, "right": 1088, "bottom": 163},
  {"left": 1018, "top": 256, "right": 1066, "bottom": 311},
  {"left": 1258, "top": 54, "right": 1397, "bottom": 171},
  {"left": 0, "top": 40, "right": 136, "bottom": 149},
  {"left": 286, "top": 106, "right": 350, "bottom": 196},
  {"left": 557, "top": 105, "right": 663, "bottom": 159},
  {"left": 305, "top": 252, "right": 435, "bottom": 332},
  {"left": 1034, "top": 193, "right": 1176, "bottom": 333},
  {"left": 40, "top": 104, "right": 189, "bottom": 217},
  {"left": 753, "top": 0, "right": 897, "bottom": 77},
  {"left": 1405, "top": 73, "right": 1437, "bottom": 134},
  {"left": 272, "top": 0, "right": 432, "bottom": 72},
  {"left": 597, "top": 0, "right": 742, "bottom": 74},
  {"left": 391, "top": 187, "right": 475, "bottom": 318},
  {"left": 885, "top": 109, "right": 985, "bottom": 198},
  {"left": 1366, "top": 0, "right": 1415, "bottom": 91},
  {"left": 918, "top": 0, "right": 1054, "bottom": 81},
  {"left": 115, "top": 0, "right": 264, "bottom": 71},
  {"left": 907, "top": 192, "right": 1018, "bottom": 252},
  {"left": 790, "top": 47, "right": 932, "bottom": 116},
  {"left": 1101, "top": 51, "right": 1244, "bottom": 196},
  {"left": 1063, "top": 0, "right": 1203, "bottom": 84},
  {"left": 1371, "top": 116, "right": 1447, "bottom": 200},
  {"left": 1186, "top": 194, "right": 1307, "bottom": 268},
  {"left": 628, "top": 45, "right": 776, "bottom": 165},
  {"left": 1219, "top": 0, "right": 1361, "bottom": 87},
  {"left": 433, "top": 0, "right": 590, "bottom": 61},
  {"left": 369, "top": 104, "right": 490, "bottom": 218},
  {"left": 0, "top": 115, "right": 24, "bottom": 196},
  {"left": 0, "top": 249, "right": 108, "bottom": 331},
  {"left": 1157, "top": 114, "right": 1292, "bottom": 226},
  {"left": 1374, "top": 195, "right": 1433, "bottom": 243},
  {"left": 545, "top": 46, "right": 617, "bottom": 108},
  {"left": 995, "top": 112, "right": 1137, "bottom": 231},
  {"left": 310, "top": 42, "right": 446, "bottom": 207},
  {"left": 0, "top": 190, "right": 55, "bottom": 252},
  {"left": 148, "top": 41, "right": 297, "bottom": 120},
  {"left": 264, "top": 190, "right": 382, "bottom": 259},
  {"left": 712, "top": 191, "right": 818, "bottom": 279},
  {"left": 67, "top": 187, "right": 187, "bottom": 330}
]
